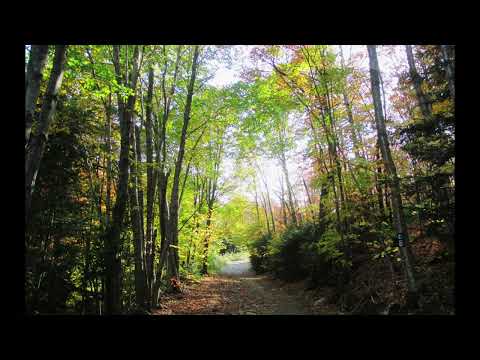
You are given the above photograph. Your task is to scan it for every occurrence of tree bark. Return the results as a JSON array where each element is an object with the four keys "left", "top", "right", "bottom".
[
  {"left": 201, "top": 203, "right": 214, "bottom": 275},
  {"left": 405, "top": 45, "right": 432, "bottom": 121},
  {"left": 375, "top": 141, "right": 386, "bottom": 219},
  {"left": 128, "top": 120, "right": 147, "bottom": 310},
  {"left": 103, "top": 45, "right": 141, "bottom": 315},
  {"left": 25, "top": 45, "right": 49, "bottom": 145},
  {"left": 339, "top": 46, "right": 363, "bottom": 160},
  {"left": 152, "top": 46, "right": 182, "bottom": 303},
  {"left": 145, "top": 67, "right": 155, "bottom": 303},
  {"left": 368, "top": 45, "right": 418, "bottom": 306},
  {"left": 105, "top": 92, "right": 113, "bottom": 227},
  {"left": 279, "top": 151, "right": 297, "bottom": 226},
  {"left": 167, "top": 46, "right": 200, "bottom": 282},
  {"left": 26, "top": 45, "right": 67, "bottom": 225},
  {"left": 440, "top": 45, "right": 455, "bottom": 101},
  {"left": 260, "top": 191, "right": 271, "bottom": 235}
]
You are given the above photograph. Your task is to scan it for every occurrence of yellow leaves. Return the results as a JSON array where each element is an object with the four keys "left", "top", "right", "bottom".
[{"left": 432, "top": 98, "right": 454, "bottom": 115}]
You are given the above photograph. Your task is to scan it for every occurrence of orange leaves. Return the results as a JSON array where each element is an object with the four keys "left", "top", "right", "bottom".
[{"left": 170, "top": 277, "right": 182, "bottom": 292}]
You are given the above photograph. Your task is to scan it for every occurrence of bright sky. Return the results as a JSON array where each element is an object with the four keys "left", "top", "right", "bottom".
[{"left": 207, "top": 45, "right": 408, "bottom": 206}]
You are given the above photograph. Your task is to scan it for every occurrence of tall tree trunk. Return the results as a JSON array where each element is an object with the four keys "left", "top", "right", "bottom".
[
  {"left": 440, "top": 45, "right": 455, "bottom": 101},
  {"left": 260, "top": 172, "right": 276, "bottom": 233},
  {"left": 103, "top": 45, "right": 141, "bottom": 315},
  {"left": 134, "top": 121, "right": 147, "bottom": 296},
  {"left": 260, "top": 191, "right": 271, "bottom": 235},
  {"left": 339, "top": 45, "right": 363, "bottom": 160},
  {"left": 105, "top": 92, "right": 113, "bottom": 227},
  {"left": 280, "top": 151, "right": 297, "bottom": 226},
  {"left": 368, "top": 45, "right": 418, "bottom": 306},
  {"left": 145, "top": 67, "right": 155, "bottom": 303},
  {"left": 201, "top": 203, "right": 214, "bottom": 275},
  {"left": 128, "top": 120, "right": 147, "bottom": 310},
  {"left": 279, "top": 177, "right": 288, "bottom": 227},
  {"left": 254, "top": 180, "right": 261, "bottom": 224},
  {"left": 167, "top": 46, "right": 200, "bottom": 282},
  {"left": 405, "top": 45, "right": 432, "bottom": 121},
  {"left": 25, "top": 45, "right": 67, "bottom": 225},
  {"left": 375, "top": 141, "right": 386, "bottom": 219},
  {"left": 302, "top": 177, "right": 315, "bottom": 220},
  {"left": 25, "top": 45, "right": 49, "bottom": 145},
  {"left": 134, "top": 124, "right": 145, "bottom": 239},
  {"left": 152, "top": 46, "right": 182, "bottom": 302}
]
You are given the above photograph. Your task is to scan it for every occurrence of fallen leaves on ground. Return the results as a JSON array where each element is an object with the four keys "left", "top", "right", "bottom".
[{"left": 151, "top": 274, "right": 335, "bottom": 315}]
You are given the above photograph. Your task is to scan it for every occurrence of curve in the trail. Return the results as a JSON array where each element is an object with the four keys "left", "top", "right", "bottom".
[
  {"left": 218, "top": 258, "right": 255, "bottom": 277},
  {"left": 216, "top": 257, "right": 314, "bottom": 315}
]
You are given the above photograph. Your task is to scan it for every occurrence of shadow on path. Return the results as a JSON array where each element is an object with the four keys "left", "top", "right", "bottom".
[{"left": 152, "top": 256, "right": 335, "bottom": 315}]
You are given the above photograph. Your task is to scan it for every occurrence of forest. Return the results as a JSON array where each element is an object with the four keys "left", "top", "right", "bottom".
[{"left": 25, "top": 45, "right": 455, "bottom": 315}]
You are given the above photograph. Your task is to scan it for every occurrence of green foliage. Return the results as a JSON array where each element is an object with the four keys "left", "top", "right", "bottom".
[
  {"left": 26, "top": 44, "right": 455, "bottom": 314},
  {"left": 249, "top": 233, "right": 272, "bottom": 274},
  {"left": 248, "top": 220, "right": 349, "bottom": 284}
]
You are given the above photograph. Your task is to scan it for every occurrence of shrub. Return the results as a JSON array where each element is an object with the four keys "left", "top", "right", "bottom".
[
  {"left": 248, "top": 221, "right": 348, "bottom": 285},
  {"left": 249, "top": 233, "right": 272, "bottom": 274}
]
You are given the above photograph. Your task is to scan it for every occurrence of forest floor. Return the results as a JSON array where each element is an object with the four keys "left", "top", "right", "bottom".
[
  {"left": 151, "top": 235, "right": 455, "bottom": 315},
  {"left": 151, "top": 258, "right": 337, "bottom": 315}
]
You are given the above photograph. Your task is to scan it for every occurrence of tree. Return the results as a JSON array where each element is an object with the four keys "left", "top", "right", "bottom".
[
  {"left": 166, "top": 45, "right": 200, "bottom": 284},
  {"left": 25, "top": 45, "right": 49, "bottom": 145},
  {"left": 367, "top": 45, "right": 418, "bottom": 306},
  {"left": 103, "top": 45, "right": 142, "bottom": 314},
  {"left": 26, "top": 45, "right": 68, "bottom": 225}
]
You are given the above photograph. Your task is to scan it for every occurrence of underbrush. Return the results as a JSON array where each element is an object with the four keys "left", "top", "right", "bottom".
[
  {"left": 249, "top": 219, "right": 455, "bottom": 315},
  {"left": 249, "top": 222, "right": 349, "bottom": 285}
]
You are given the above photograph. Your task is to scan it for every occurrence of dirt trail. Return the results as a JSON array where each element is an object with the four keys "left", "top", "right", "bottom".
[{"left": 152, "top": 257, "right": 336, "bottom": 315}]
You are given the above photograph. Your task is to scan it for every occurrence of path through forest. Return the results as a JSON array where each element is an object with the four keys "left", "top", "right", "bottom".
[{"left": 152, "top": 257, "right": 337, "bottom": 315}]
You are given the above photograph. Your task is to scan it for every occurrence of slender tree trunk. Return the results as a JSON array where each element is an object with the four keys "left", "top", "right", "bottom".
[
  {"left": 302, "top": 177, "right": 315, "bottom": 221},
  {"left": 440, "top": 45, "right": 455, "bottom": 101},
  {"left": 25, "top": 45, "right": 49, "bottom": 145},
  {"left": 152, "top": 47, "right": 183, "bottom": 300},
  {"left": 128, "top": 120, "right": 147, "bottom": 310},
  {"left": 254, "top": 181, "right": 261, "bottom": 224},
  {"left": 145, "top": 67, "right": 155, "bottom": 303},
  {"left": 260, "top": 173, "right": 276, "bottom": 233},
  {"left": 201, "top": 203, "right": 214, "bottom": 275},
  {"left": 368, "top": 45, "right": 418, "bottom": 306},
  {"left": 405, "top": 45, "right": 432, "bottom": 121},
  {"left": 105, "top": 92, "right": 112, "bottom": 227},
  {"left": 167, "top": 46, "right": 200, "bottom": 282},
  {"left": 279, "top": 177, "right": 288, "bottom": 227},
  {"left": 261, "top": 191, "right": 271, "bottom": 235},
  {"left": 103, "top": 45, "right": 141, "bottom": 315},
  {"left": 280, "top": 152, "right": 297, "bottom": 226},
  {"left": 375, "top": 141, "right": 386, "bottom": 219},
  {"left": 26, "top": 45, "right": 67, "bottom": 225},
  {"left": 339, "top": 46, "right": 363, "bottom": 160}
]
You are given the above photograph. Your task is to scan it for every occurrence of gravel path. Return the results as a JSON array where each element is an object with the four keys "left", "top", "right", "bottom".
[{"left": 152, "top": 257, "right": 335, "bottom": 315}]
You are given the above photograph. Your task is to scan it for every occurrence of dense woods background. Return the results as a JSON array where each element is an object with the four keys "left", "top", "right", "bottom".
[{"left": 25, "top": 45, "right": 454, "bottom": 315}]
